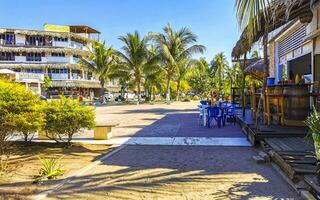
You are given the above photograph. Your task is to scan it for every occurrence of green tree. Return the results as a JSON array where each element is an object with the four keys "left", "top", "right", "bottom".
[
  {"left": 42, "top": 76, "right": 52, "bottom": 92},
  {"left": 176, "top": 59, "right": 192, "bottom": 101},
  {"left": 43, "top": 97, "right": 95, "bottom": 145},
  {"left": 188, "top": 58, "right": 211, "bottom": 99},
  {"left": 151, "top": 24, "right": 205, "bottom": 102},
  {"left": 211, "top": 52, "right": 229, "bottom": 96},
  {"left": 0, "top": 80, "right": 45, "bottom": 150},
  {"left": 80, "top": 41, "right": 116, "bottom": 96},
  {"left": 117, "top": 31, "right": 158, "bottom": 103}
]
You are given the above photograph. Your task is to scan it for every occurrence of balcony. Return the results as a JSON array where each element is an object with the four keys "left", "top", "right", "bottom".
[
  {"left": 15, "top": 72, "right": 44, "bottom": 83},
  {"left": 46, "top": 56, "right": 69, "bottom": 63}
]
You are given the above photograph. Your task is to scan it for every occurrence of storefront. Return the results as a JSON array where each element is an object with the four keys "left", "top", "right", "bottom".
[{"left": 266, "top": 21, "right": 312, "bottom": 126}]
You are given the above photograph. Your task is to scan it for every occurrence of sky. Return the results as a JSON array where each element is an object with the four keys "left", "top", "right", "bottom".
[{"left": 1, "top": 0, "right": 240, "bottom": 62}]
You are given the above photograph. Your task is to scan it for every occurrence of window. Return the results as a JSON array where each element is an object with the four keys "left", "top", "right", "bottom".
[
  {"left": 51, "top": 52, "right": 65, "bottom": 57},
  {"left": 26, "top": 35, "right": 45, "bottom": 46},
  {"left": 26, "top": 53, "right": 42, "bottom": 61},
  {"left": 0, "top": 52, "right": 14, "bottom": 61},
  {"left": 0, "top": 33, "right": 15, "bottom": 45},
  {"left": 26, "top": 69, "right": 42, "bottom": 73},
  {"left": 0, "top": 52, "right": 15, "bottom": 61},
  {"left": 54, "top": 37, "right": 68, "bottom": 42},
  {"left": 48, "top": 68, "right": 68, "bottom": 74}
]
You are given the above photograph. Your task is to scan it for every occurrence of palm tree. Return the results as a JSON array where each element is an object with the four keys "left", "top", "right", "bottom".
[
  {"left": 211, "top": 52, "right": 229, "bottom": 96},
  {"left": 188, "top": 58, "right": 211, "bottom": 99},
  {"left": 175, "top": 59, "right": 192, "bottom": 101},
  {"left": 151, "top": 24, "right": 205, "bottom": 103},
  {"left": 116, "top": 31, "right": 158, "bottom": 103},
  {"left": 80, "top": 41, "right": 116, "bottom": 96}
]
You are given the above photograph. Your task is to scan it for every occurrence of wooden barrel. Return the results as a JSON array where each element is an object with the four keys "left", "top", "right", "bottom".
[{"left": 283, "top": 85, "right": 310, "bottom": 121}]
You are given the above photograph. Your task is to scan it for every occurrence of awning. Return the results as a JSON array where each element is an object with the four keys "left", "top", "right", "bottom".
[{"left": 244, "top": 59, "right": 265, "bottom": 79}]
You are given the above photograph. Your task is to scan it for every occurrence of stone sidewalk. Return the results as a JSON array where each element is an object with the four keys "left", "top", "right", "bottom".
[{"left": 32, "top": 102, "right": 301, "bottom": 200}]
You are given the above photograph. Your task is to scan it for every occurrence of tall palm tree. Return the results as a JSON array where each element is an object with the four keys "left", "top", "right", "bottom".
[
  {"left": 176, "top": 59, "right": 192, "bottom": 101},
  {"left": 116, "top": 31, "right": 157, "bottom": 103},
  {"left": 151, "top": 24, "right": 205, "bottom": 102},
  {"left": 80, "top": 41, "right": 116, "bottom": 96},
  {"left": 188, "top": 58, "right": 211, "bottom": 99},
  {"left": 211, "top": 52, "right": 229, "bottom": 96}
]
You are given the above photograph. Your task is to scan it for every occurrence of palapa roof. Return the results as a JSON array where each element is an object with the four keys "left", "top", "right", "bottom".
[
  {"left": 0, "top": 46, "right": 89, "bottom": 57},
  {"left": 0, "top": 63, "right": 81, "bottom": 70},
  {"left": 232, "top": 0, "right": 315, "bottom": 58},
  {"left": 69, "top": 26, "right": 100, "bottom": 34},
  {"left": 52, "top": 80, "right": 101, "bottom": 89},
  {"left": 0, "top": 28, "right": 97, "bottom": 43}
]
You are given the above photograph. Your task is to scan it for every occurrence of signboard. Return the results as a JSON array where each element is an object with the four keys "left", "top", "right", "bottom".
[
  {"left": 15, "top": 73, "right": 44, "bottom": 83},
  {"left": 44, "top": 24, "right": 70, "bottom": 33}
]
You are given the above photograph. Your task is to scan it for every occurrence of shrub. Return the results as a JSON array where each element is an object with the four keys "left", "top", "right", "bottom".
[
  {"left": 306, "top": 108, "right": 320, "bottom": 160},
  {"left": 0, "top": 80, "right": 45, "bottom": 154},
  {"left": 34, "top": 156, "right": 64, "bottom": 182},
  {"left": 43, "top": 97, "right": 95, "bottom": 145}
]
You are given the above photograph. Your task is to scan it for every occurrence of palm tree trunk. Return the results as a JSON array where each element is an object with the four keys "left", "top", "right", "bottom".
[
  {"left": 165, "top": 75, "right": 171, "bottom": 103},
  {"left": 137, "top": 79, "right": 141, "bottom": 104},
  {"left": 176, "top": 80, "right": 181, "bottom": 101},
  {"left": 256, "top": 31, "right": 269, "bottom": 130},
  {"left": 100, "top": 81, "right": 105, "bottom": 103},
  {"left": 242, "top": 53, "right": 246, "bottom": 116}
]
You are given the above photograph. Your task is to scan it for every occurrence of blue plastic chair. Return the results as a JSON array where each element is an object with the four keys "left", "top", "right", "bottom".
[
  {"left": 207, "top": 106, "right": 222, "bottom": 128},
  {"left": 225, "top": 104, "right": 236, "bottom": 125},
  {"left": 200, "top": 100, "right": 208, "bottom": 105}
]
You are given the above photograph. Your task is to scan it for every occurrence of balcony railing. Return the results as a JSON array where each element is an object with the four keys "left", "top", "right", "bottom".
[{"left": 15, "top": 72, "right": 44, "bottom": 83}]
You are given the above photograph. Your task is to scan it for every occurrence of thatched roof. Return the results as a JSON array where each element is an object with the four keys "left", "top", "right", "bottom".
[
  {"left": 51, "top": 80, "right": 121, "bottom": 91},
  {"left": 0, "top": 63, "right": 81, "bottom": 70},
  {"left": 0, "top": 28, "right": 96, "bottom": 44},
  {"left": 0, "top": 46, "right": 88, "bottom": 57},
  {"left": 232, "top": 0, "right": 314, "bottom": 58},
  {"left": 52, "top": 80, "right": 101, "bottom": 89}
]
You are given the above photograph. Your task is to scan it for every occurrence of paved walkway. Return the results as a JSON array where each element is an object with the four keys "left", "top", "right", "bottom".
[{"left": 38, "top": 102, "right": 300, "bottom": 199}]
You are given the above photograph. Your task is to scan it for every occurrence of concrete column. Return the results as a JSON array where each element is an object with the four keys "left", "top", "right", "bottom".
[{"left": 38, "top": 82, "right": 41, "bottom": 94}]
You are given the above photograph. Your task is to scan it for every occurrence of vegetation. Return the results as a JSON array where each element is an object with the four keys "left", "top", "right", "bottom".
[
  {"left": 0, "top": 80, "right": 45, "bottom": 150},
  {"left": 306, "top": 108, "right": 320, "bottom": 160},
  {"left": 35, "top": 156, "right": 64, "bottom": 182},
  {"left": 150, "top": 24, "right": 205, "bottom": 102},
  {"left": 80, "top": 42, "right": 117, "bottom": 96},
  {"left": 116, "top": 31, "right": 158, "bottom": 103},
  {"left": 43, "top": 97, "right": 95, "bottom": 145}
]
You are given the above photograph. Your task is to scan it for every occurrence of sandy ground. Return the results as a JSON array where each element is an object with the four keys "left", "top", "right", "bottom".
[{"left": 0, "top": 143, "right": 112, "bottom": 200}]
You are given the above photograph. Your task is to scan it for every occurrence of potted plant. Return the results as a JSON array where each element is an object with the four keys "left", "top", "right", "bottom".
[{"left": 306, "top": 108, "right": 320, "bottom": 183}]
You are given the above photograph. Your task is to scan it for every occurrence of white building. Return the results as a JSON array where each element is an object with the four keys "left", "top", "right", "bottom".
[{"left": 0, "top": 24, "right": 119, "bottom": 98}]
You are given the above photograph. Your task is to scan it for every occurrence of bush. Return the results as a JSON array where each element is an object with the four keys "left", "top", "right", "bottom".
[
  {"left": 0, "top": 80, "right": 44, "bottom": 154},
  {"left": 43, "top": 97, "right": 95, "bottom": 145}
]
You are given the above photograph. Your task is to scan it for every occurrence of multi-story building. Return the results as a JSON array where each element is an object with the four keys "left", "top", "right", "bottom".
[{"left": 0, "top": 24, "right": 119, "bottom": 97}]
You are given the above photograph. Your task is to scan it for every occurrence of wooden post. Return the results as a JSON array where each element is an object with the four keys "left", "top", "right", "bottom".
[{"left": 242, "top": 53, "right": 246, "bottom": 117}]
